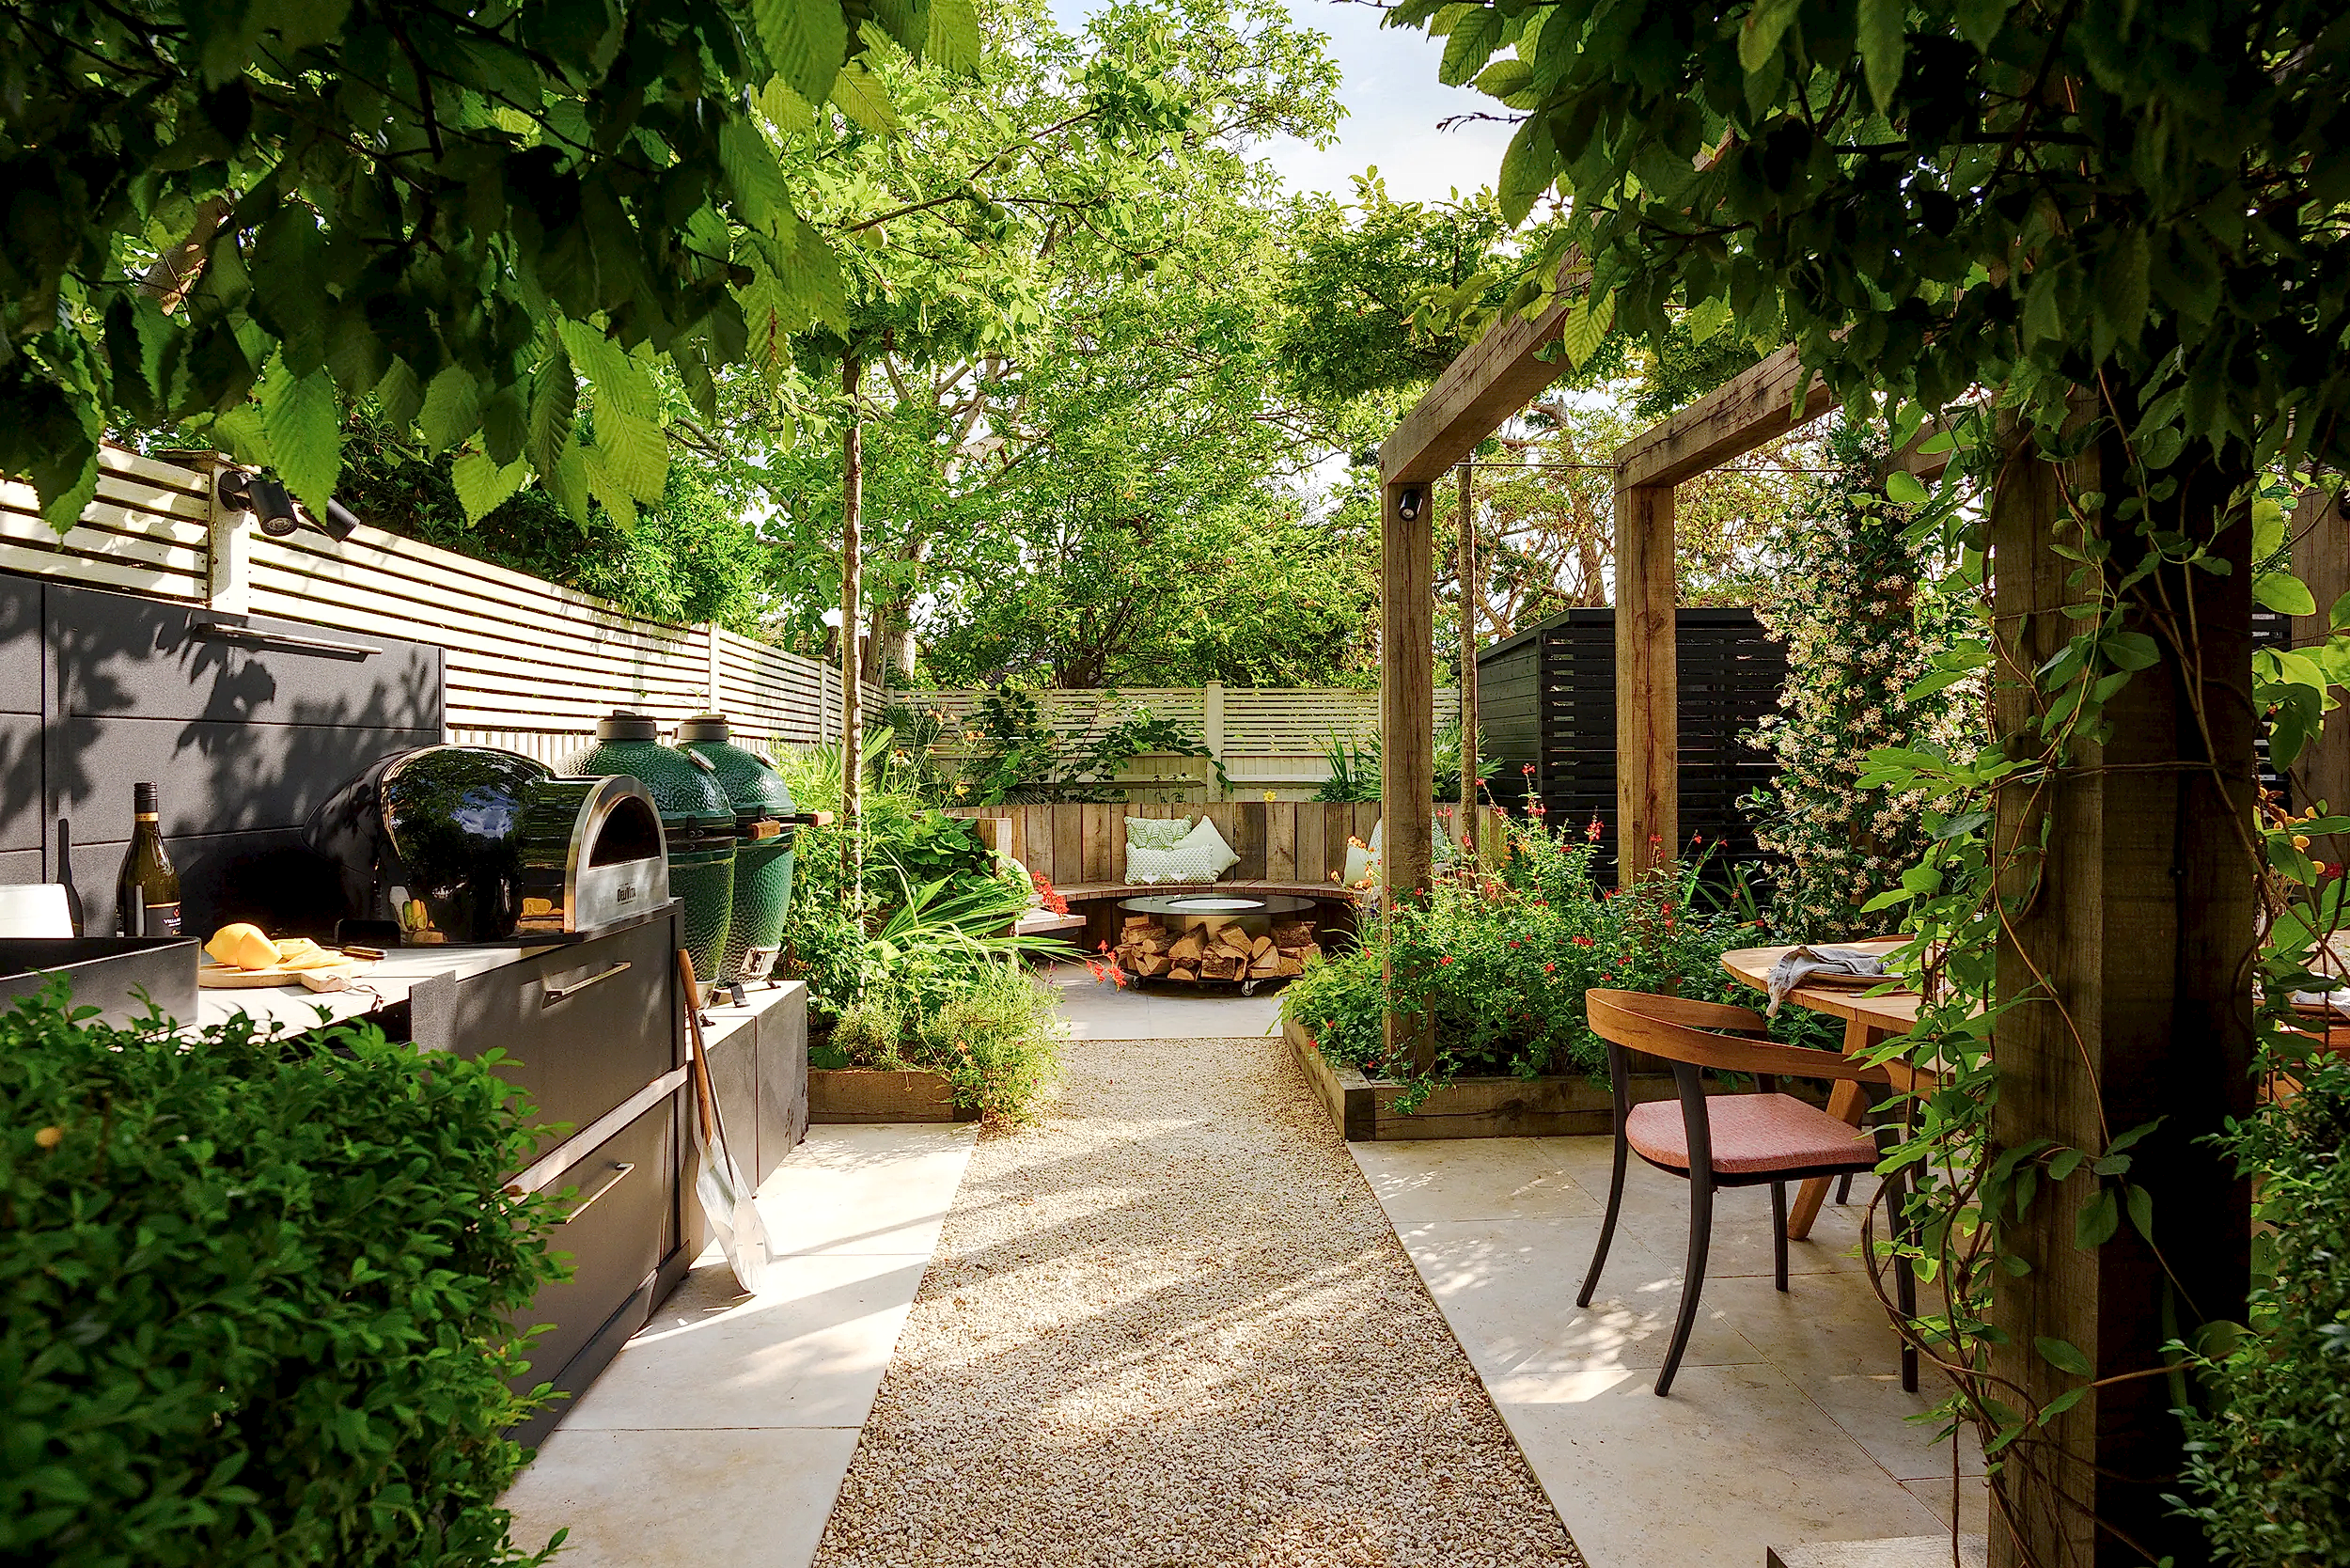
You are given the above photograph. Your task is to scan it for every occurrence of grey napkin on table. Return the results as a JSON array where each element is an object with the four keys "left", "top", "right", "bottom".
[{"left": 1764, "top": 945, "right": 1889, "bottom": 1016}]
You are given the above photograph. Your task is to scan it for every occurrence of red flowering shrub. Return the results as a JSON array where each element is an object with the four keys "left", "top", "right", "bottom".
[
  {"left": 1030, "top": 870, "right": 1070, "bottom": 916},
  {"left": 1282, "top": 819, "right": 1782, "bottom": 1086}
]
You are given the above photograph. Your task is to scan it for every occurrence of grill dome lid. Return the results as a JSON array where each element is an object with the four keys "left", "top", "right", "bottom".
[
  {"left": 675, "top": 713, "right": 795, "bottom": 821},
  {"left": 570, "top": 711, "right": 734, "bottom": 833}
]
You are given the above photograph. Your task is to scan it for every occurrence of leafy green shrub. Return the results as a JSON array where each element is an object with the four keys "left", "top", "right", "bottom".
[
  {"left": 957, "top": 684, "right": 1224, "bottom": 804},
  {"left": 1282, "top": 818, "right": 1792, "bottom": 1088},
  {"left": 1, "top": 991, "right": 564, "bottom": 1567},
  {"left": 773, "top": 738, "right": 1017, "bottom": 1029},
  {"left": 819, "top": 965, "right": 1061, "bottom": 1121},
  {"left": 827, "top": 998, "right": 906, "bottom": 1062},
  {"left": 1310, "top": 728, "right": 1496, "bottom": 804},
  {"left": 2179, "top": 1058, "right": 2350, "bottom": 1565},
  {"left": 916, "top": 967, "right": 1061, "bottom": 1124}
]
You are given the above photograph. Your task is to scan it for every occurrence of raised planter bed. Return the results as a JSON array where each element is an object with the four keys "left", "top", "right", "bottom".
[
  {"left": 808, "top": 1065, "right": 977, "bottom": 1124},
  {"left": 1284, "top": 1014, "right": 1698, "bottom": 1141}
]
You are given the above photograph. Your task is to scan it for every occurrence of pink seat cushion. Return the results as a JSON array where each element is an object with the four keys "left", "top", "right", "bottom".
[{"left": 1624, "top": 1093, "right": 1878, "bottom": 1176}]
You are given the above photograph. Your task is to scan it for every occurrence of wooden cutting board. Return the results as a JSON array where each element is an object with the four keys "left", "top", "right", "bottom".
[{"left": 199, "top": 957, "right": 375, "bottom": 988}]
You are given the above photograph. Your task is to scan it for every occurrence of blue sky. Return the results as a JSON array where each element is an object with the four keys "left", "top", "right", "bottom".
[{"left": 1044, "top": 0, "right": 1518, "bottom": 205}]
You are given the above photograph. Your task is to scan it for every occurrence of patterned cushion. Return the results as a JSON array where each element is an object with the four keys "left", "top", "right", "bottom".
[
  {"left": 1125, "top": 815, "right": 1193, "bottom": 851},
  {"left": 1624, "top": 1093, "right": 1878, "bottom": 1176},
  {"left": 1126, "top": 815, "right": 1241, "bottom": 885}
]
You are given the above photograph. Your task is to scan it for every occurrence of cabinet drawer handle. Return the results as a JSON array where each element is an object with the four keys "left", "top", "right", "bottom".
[
  {"left": 542, "top": 960, "right": 630, "bottom": 1004},
  {"left": 561, "top": 1161, "right": 635, "bottom": 1223}
]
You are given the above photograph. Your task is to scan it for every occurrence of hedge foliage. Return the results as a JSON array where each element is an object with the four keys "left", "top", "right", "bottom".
[
  {"left": 2180, "top": 1057, "right": 2350, "bottom": 1566},
  {"left": 1, "top": 989, "right": 566, "bottom": 1565}
]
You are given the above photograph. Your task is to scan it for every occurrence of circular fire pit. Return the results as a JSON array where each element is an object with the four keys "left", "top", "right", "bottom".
[{"left": 1114, "top": 893, "right": 1320, "bottom": 993}]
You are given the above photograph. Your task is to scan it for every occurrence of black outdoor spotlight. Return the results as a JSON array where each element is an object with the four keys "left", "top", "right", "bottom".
[
  {"left": 217, "top": 467, "right": 296, "bottom": 534},
  {"left": 216, "top": 466, "right": 361, "bottom": 542},
  {"left": 1396, "top": 484, "right": 1424, "bottom": 521}
]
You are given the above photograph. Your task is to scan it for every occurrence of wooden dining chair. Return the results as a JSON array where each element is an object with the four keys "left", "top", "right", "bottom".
[{"left": 1581, "top": 988, "right": 1898, "bottom": 1397}]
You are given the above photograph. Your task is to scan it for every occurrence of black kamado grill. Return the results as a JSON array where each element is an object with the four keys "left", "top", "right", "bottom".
[
  {"left": 307, "top": 746, "right": 670, "bottom": 945},
  {"left": 568, "top": 713, "right": 738, "bottom": 997}
]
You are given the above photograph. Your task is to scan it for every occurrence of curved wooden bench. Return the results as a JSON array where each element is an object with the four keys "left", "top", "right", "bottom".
[{"left": 1054, "top": 879, "right": 1359, "bottom": 904}]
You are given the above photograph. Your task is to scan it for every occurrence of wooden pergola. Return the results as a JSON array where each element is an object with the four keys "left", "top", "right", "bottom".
[{"left": 1376, "top": 293, "right": 2282, "bottom": 1568}]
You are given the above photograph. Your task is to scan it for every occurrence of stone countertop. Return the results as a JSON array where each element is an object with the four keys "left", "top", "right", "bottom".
[{"left": 194, "top": 945, "right": 549, "bottom": 1034}]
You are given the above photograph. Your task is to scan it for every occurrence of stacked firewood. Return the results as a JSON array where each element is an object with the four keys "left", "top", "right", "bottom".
[{"left": 1116, "top": 917, "right": 1321, "bottom": 983}]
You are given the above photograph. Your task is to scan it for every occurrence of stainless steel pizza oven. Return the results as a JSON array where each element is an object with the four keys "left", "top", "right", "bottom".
[
  {"left": 308, "top": 745, "right": 671, "bottom": 945},
  {"left": 512, "top": 774, "right": 669, "bottom": 936}
]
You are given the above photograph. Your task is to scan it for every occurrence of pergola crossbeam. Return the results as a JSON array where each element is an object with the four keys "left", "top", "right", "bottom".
[
  {"left": 1380, "top": 261, "right": 1590, "bottom": 488},
  {"left": 1614, "top": 343, "right": 1836, "bottom": 490}
]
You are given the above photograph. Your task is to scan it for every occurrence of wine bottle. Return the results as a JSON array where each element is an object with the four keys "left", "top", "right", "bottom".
[{"left": 116, "top": 782, "right": 182, "bottom": 938}]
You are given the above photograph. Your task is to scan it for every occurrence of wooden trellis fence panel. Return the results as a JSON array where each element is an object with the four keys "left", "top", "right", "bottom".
[
  {"left": 946, "top": 800, "right": 1383, "bottom": 887},
  {"left": 917, "top": 684, "right": 1461, "bottom": 799}
]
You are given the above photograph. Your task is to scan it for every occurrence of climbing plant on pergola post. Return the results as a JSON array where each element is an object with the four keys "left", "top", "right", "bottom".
[{"left": 1370, "top": 6, "right": 2350, "bottom": 1564}]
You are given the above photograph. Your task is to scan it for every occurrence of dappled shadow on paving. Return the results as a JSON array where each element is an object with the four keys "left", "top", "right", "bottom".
[{"left": 812, "top": 1037, "right": 1586, "bottom": 1568}]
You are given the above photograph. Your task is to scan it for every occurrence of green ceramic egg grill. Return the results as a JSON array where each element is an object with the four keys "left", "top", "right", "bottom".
[
  {"left": 676, "top": 713, "right": 797, "bottom": 982},
  {"left": 572, "top": 712, "right": 736, "bottom": 992}
]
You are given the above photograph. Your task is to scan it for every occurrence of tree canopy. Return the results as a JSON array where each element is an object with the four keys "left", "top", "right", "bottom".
[
  {"left": 0, "top": 0, "right": 967, "bottom": 526},
  {"left": 1404, "top": 0, "right": 2350, "bottom": 470}
]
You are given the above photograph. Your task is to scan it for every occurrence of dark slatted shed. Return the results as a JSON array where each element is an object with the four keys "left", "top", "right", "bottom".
[{"left": 1474, "top": 607, "right": 1786, "bottom": 866}]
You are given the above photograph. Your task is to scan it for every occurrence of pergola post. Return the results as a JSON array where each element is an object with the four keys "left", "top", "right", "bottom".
[
  {"left": 2291, "top": 484, "right": 2349, "bottom": 865},
  {"left": 1382, "top": 478, "right": 1436, "bottom": 1074},
  {"left": 1614, "top": 483, "right": 1677, "bottom": 884},
  {"left": 1985, "top": 421, "right": 2255, "bottom": 1568}
]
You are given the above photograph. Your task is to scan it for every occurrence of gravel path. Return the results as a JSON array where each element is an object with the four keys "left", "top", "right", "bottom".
[{"left": 812, "top": 1035, "right": 1587, "bottom": 1568}]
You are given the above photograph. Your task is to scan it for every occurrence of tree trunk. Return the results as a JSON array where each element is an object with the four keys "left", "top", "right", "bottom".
[
  {"left": 1457, "top": 460, "right": 1480, "bottom": 841},
  {"left": 1986, "top": 410, "right": 2255, "bottom": 1568},
  {"left": 840, "top": 353, "right": 863, "bottom": 906}
]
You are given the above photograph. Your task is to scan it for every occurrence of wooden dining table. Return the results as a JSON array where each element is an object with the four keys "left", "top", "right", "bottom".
[
  {"left": 1721, "top": 941, "right": 2350, "bottom": 1232},
  {"left": 1719, "top": 939, "right": 1923, "bottom": 1241}
]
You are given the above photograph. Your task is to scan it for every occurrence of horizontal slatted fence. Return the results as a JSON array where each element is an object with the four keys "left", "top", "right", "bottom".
[
  {"left": 14, "top": 444, "right": 875, "bottom": 760},
  {"left": 1, "top": 448, "right": 214, "bottom": 604},
  {"left": 919, "top": 684, "right": 1461, "bottom": 799}
]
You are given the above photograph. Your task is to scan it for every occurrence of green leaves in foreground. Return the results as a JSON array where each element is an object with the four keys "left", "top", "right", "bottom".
[
  {"left": 0, "top": 988, "right": 565, "bottom": 1566},
  {"left": 1391, "top": 1, "right": 2350, "bottom": 485},
  {"left": 0, "top": 0, "right": 972, "bottom": 529}
]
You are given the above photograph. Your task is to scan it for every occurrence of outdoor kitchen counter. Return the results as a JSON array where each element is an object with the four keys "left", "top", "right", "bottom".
[{"left": 193, "top": 945, "right": 555, "bottom": 1033}]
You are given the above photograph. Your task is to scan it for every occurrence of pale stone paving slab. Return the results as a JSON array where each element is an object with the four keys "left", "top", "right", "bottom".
[
  {"left": 1351, "top": 1137, "right": 1988, "bottom": 1567},
  {"left": 500, "top": 1123, "right": 979, "bottom": 1567},
  {"left": 812, "top": 1035, "right": 1586, "bottom": 1568}
]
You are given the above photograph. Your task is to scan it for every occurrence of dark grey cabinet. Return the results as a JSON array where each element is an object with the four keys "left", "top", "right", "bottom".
[
  {"left": 514, "top": 1098, "right": 679, "bottom": 1405},
  {"left": 407, "top": 910, "right": 691, "bottom": 1449},
  {"left": 410, "top": 914, "right": 683, "bottom": 1166}
]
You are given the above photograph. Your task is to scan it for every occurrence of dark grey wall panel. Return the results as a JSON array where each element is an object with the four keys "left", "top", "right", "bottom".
[
  {"left": 0, "top": 574, "right": 37, "bottom": 713},
  {"left": 48, "top": 716, "right": 435, "bottom": 843},
  {"left": 64, "top": 827, "right": 352, "bottom": 941},
  {"left": 1, "top": 576, "right": 39, "bottom": 858},
  {"left": 0, "top": 572, "right": 446, "bottom": 936},
  {"left": 45, "top": 582, "right": 439, "bottom": 728},
  {"left": 0, "top": 713, "right": 39, "bottom": 853}
]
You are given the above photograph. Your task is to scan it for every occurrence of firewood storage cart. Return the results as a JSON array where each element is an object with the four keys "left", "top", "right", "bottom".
[{"left": 1114, "top": 892, "right": 1321, "bottom": 994}]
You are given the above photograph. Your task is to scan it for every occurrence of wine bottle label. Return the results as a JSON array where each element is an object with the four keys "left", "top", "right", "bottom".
[{"left": 144, "top": 901, "right": 182, "bottom": 937}]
